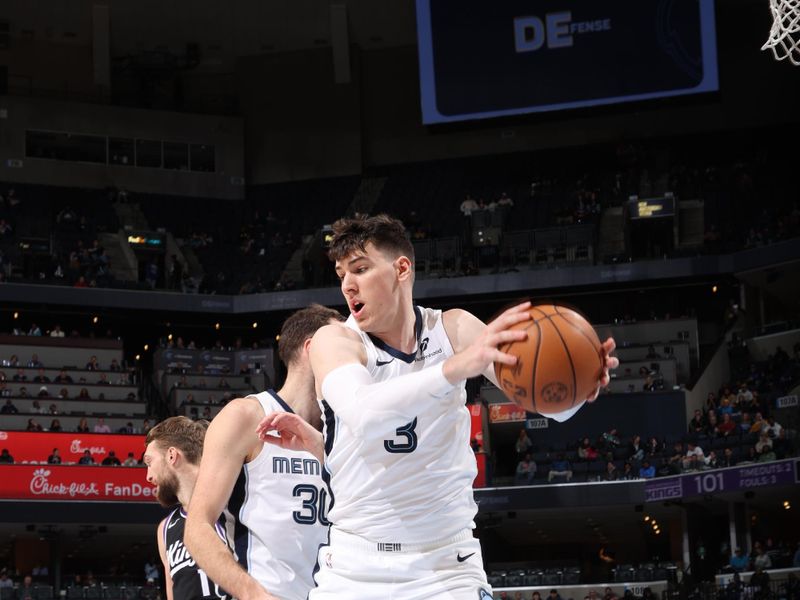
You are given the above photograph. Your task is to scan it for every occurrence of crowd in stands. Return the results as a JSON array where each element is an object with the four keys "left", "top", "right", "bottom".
[{"left": 3, "top": 131, "right": 799, "bottom": 294}]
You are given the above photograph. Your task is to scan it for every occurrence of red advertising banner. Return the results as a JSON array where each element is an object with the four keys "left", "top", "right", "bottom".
[
  {"left": 0, "top": 431, "right": 145, "bottom": 463},
  {"left": 0, "top": 464, "right": 156, "bottom": 502},
  {"left": 488, "top": 402, "right": 528, "bottom": 424}
]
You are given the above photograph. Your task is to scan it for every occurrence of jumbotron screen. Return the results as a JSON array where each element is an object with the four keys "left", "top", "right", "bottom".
[{"left": 415, "top": 0, "right": 719, "bottom": 125}]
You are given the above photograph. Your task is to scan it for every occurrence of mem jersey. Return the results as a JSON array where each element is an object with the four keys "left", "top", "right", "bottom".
[
  {"left": 321, "top": 305, "right": 478, "bottom": 543},
  {"left": 163, "top": 508, "right": 230, "bottom": 600},
  {"left": 219, "top": 390, "right": 328, "bottom": 600}
]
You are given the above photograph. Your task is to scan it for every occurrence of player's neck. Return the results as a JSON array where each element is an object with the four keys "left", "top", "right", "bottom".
[
  {"left": 373, "top": 302, "right": 417, "bottom": 354},
  {"left": 177, "top": 465, "right": 200, "bottom": 509},
  {"left": 277, "top": 371, "right": 321, "bottom": 430}
]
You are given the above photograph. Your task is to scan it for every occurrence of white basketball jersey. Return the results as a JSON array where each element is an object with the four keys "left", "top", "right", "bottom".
[
  {"left": 220, "top": 390, "right": 328, "bottom": 600},
  {"left": 320, "top": 306, "right": 478, "bottom": 543}
]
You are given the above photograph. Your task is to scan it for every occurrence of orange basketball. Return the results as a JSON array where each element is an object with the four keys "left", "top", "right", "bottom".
[{"left": 494, "top": 304, "right": 604, "bottom": 417}]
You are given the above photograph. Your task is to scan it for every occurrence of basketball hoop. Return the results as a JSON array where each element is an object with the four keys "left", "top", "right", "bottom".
[{"left": 762, "top": 0, "right": 800, "bottom": 65}]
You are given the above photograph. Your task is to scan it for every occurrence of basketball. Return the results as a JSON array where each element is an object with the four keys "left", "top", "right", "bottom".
[{"left": 494, "top": 304, "right": 604, "bottom": 417}]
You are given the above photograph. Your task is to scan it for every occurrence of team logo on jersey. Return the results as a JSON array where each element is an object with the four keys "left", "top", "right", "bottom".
[{"left": 478, "top": 590, "right": 493, "bottom": 600}]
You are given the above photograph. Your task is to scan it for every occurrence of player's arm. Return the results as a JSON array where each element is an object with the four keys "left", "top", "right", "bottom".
[
  {"left": 184, "top": 398, "right": 279, "bottom": 600},
  {"left": 309, "top": 309, "right": 529, "bottom": 438},
  {"left": 156, "top": 519, "right": 174, "bottom": 600}
]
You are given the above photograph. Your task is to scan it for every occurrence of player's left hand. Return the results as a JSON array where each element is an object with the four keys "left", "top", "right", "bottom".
[
  {"left": 256, "top": 412, "right": 324, "bottom": 462},
  {"left": 586, "top": 337, "right": 619, "bottom": 403}
]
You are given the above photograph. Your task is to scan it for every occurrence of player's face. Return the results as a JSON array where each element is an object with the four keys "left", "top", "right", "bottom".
[
  {"left": 335, "top": 242, "right": 403, "bottom": 332},
  {"left": 143, "top": 442, "right": 180, "bottom": 507}
]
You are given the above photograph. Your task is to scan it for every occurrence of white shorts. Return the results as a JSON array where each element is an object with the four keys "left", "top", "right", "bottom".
[{"left": 309, "top": 527, "right": 492, "bottom": 600}]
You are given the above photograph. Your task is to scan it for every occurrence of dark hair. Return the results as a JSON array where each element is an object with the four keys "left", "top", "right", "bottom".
[
  {"left": 327, "top": 214, "right": 414, "bottom": 266},
  {"left": 145, "top": 416, "right": 209, "bottom": 465},
  {"left": 277, "top": 304, "right": 344, "bottom": 366}
]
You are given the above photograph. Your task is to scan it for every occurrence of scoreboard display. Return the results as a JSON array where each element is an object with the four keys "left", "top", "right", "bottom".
[{"left": 415, "top": 0, "right": 719, "bottom": 124}]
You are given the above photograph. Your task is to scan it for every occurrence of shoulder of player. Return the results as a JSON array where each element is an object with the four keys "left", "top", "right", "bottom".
[
  {"left": 442, "top": 308, "right": 484, "bottom": 351},
  {"left": 313, "top": 321, "right": 360, "bottom": 344},
  {"left": 213, "top": 395, "right": 263, "bottom": 422}
]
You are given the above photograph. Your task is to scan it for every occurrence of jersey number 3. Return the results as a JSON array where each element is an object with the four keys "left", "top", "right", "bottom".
[{"left": 384, "top": 417, "right": 418, "bottom": 454}]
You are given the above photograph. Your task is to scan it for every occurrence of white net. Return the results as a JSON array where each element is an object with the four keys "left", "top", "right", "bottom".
[{"left": 762, "top": 0, "right": 800, "bottom": 65}]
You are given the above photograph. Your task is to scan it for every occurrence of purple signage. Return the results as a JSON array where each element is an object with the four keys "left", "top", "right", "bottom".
[{"left": 645, "top": 459, "right": 798, "bottom": 503}]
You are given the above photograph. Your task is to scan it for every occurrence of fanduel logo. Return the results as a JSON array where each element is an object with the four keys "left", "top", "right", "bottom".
[{"left": 514, "top": 11, "right": 612, "bottom": 53}]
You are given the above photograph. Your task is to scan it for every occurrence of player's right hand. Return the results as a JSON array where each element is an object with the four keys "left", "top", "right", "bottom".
[
  {"left": 256, "top": 412, "right": 324, "bottom": 462},
  {"left": 442, "top": 301, "right": 531, "bottom": 384}
]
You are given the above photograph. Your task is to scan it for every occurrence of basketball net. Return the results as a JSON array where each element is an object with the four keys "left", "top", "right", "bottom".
[{"left": 762, "top": 0, "right": 800, "bottom": 65}]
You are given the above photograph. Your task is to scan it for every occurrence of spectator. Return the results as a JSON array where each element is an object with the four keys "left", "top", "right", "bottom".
[
  {"left": 515, "top": 429, "right": 533, "bottom": 461},
  {"left": 32, "top": 368, "right": 49, "bottom": 383},
  {"left": 1, "top": 399, "right": 18, "bottom": 414},
  {"left": 619, "top": 462, "right": 635, "bottom": 480},
  {"left": 639, "top": 460, "right": 656, "bottom": 479},
  {"left": 58, "top": 387, "right": 69, "bottom": 399},
  {"left": 18, "top": 386, "right": 28, "bottom": 398},
  {"left": 18, "top": 575, "right": 34, "bottom": 600},
  {"left": 0, "top": 383, "right": 8, "bottom": 398},
  {"left": 27, "top": 354, "right": 43, "bottom": 368},
  {"left": 739, "top": 412, "right": 753, "bottom": 433},
  {"left": 49, "top": 419, "right": 62, "bottom": 432},
  {"left": 26, "top": 418, "right": 43, "bottom": 432},
  {"left": 0, "top": 448, "right": 13, "bottom": 463},
  {"left": 122, "top": 452, "right": 138, "bottom": 467},
  {"left": 729, "top": 547, "right": 749, "bottom": 572},
  {"left": 706, "top": 411, "right": 719, "bottom": 437},
  {"left": 0, "top": 570, "right": 13, "bottom": 589},
  {"left": 47, "top": 448, "right": 62, "bottom": 464},
  {"left": 763, "top": 416, "right": 783, "bottom": 439},
  {"left": 603, "top": 461, "right": 619, "bottom": 481},
  {"left": 548, "top": 454, "right": 573, "bottom": 482},
  {"left": 750, "top": 412, "right": 766, "bottom": 435},
  {"left": 86, "top": 356, "right": 100, "bottom": 371},
  {"left": 755, "top": 435, "right": 776, "bottom": 462},
  {"left": 515, "top": 453, "right": 537, "bottom": 485},
  {"left": 549, "top": 589, "right": 563, "bottom": 600},
  {"left": 688, "top": 409, "right": 706, "bottom": 433},
  {"left": 793, "top": 542, "right": 800, "bottom": 568},
  {"left": 76, "top": 417, "right": 90, "bottom": 433},
  {"left": 97, "top": 373, "right": 110, "bottom": 385},
  {"left": 717, "top": 413, "right": 736, "bottom": 437},
  {"left": 93, "top": 418, "right": 111, "bottom": 434},
  {"left": 12, "top": 368, "right": 26, "bottom": 382},
  {"left": 50, "top": 324, "right": 65, "bottom": 338},
  {"left": 683, "top": 441, "right": 705, "bottom": 470},
  {"left": 720, "top": 447, "right": 737, "bottom": 468},
  {"left": 749, "top": 565, "right": 770, "bottom": 600},
  {"left": 54, "top": 370, "right": 73, "bottom": 384},
  {"left": 109, "top": 359, "right": 121, "bottom": 372},
  {"left": 645, "top": 345, "right": 661, "bottom": 359},
  {"left": 102, "top": 451, "right": 121, "bottom": 466},
  {"left": 78, "top": 450, "right": 95, "bottom": 465},
  {"left": 28, "top": 324, "right": 42, "bottom": 336},
  {"left": 704, "top": 450, "right": 719, "bottom": 469},
  {"left": 49, "top": 402, "right": 59, "bottom": 414},
  {"left": 628, "top": 434, "right": 645, "bottom": 463},
  {"left": 753, "top": 545, "right": 772, "bottom": 570},
  {"left": 578, "top": 437, "right": 599, "bottom": 460},
  {"left": 78, "top": 388, "right": 91, "bottom": 399}
]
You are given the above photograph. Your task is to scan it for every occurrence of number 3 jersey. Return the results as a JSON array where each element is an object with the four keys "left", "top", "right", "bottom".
[
  {"left": 163, "top": 507, "right": 230, "bottom": 600},
  {"left": 321, "top": 306, "right": 479, "bottom": 543},
  {"left": 220, "top": 390, "right": 329, "bottom": 600}
]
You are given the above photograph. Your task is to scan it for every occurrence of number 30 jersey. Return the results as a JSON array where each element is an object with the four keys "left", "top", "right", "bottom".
[
  {"left": 219, "top": 390, "right": 328, "bottom": 600},
  {"left": 321, "top": 306, "right": 479, "bottom": 543}
]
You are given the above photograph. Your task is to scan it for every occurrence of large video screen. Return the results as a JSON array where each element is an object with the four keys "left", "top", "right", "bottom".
[{"left": 415, "top": 0, "right": 718, "bottom": 125}]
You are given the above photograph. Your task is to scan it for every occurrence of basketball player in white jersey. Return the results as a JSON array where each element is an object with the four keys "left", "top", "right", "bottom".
[
  {"left": 145, "top": 417, "right": 228, "bottom": 600},
  {"left": 260, "top": 214, "right": 618, "bottom": 600},
  {"left": 184, "top": 304, "right": 345, "bottom": 600}
]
